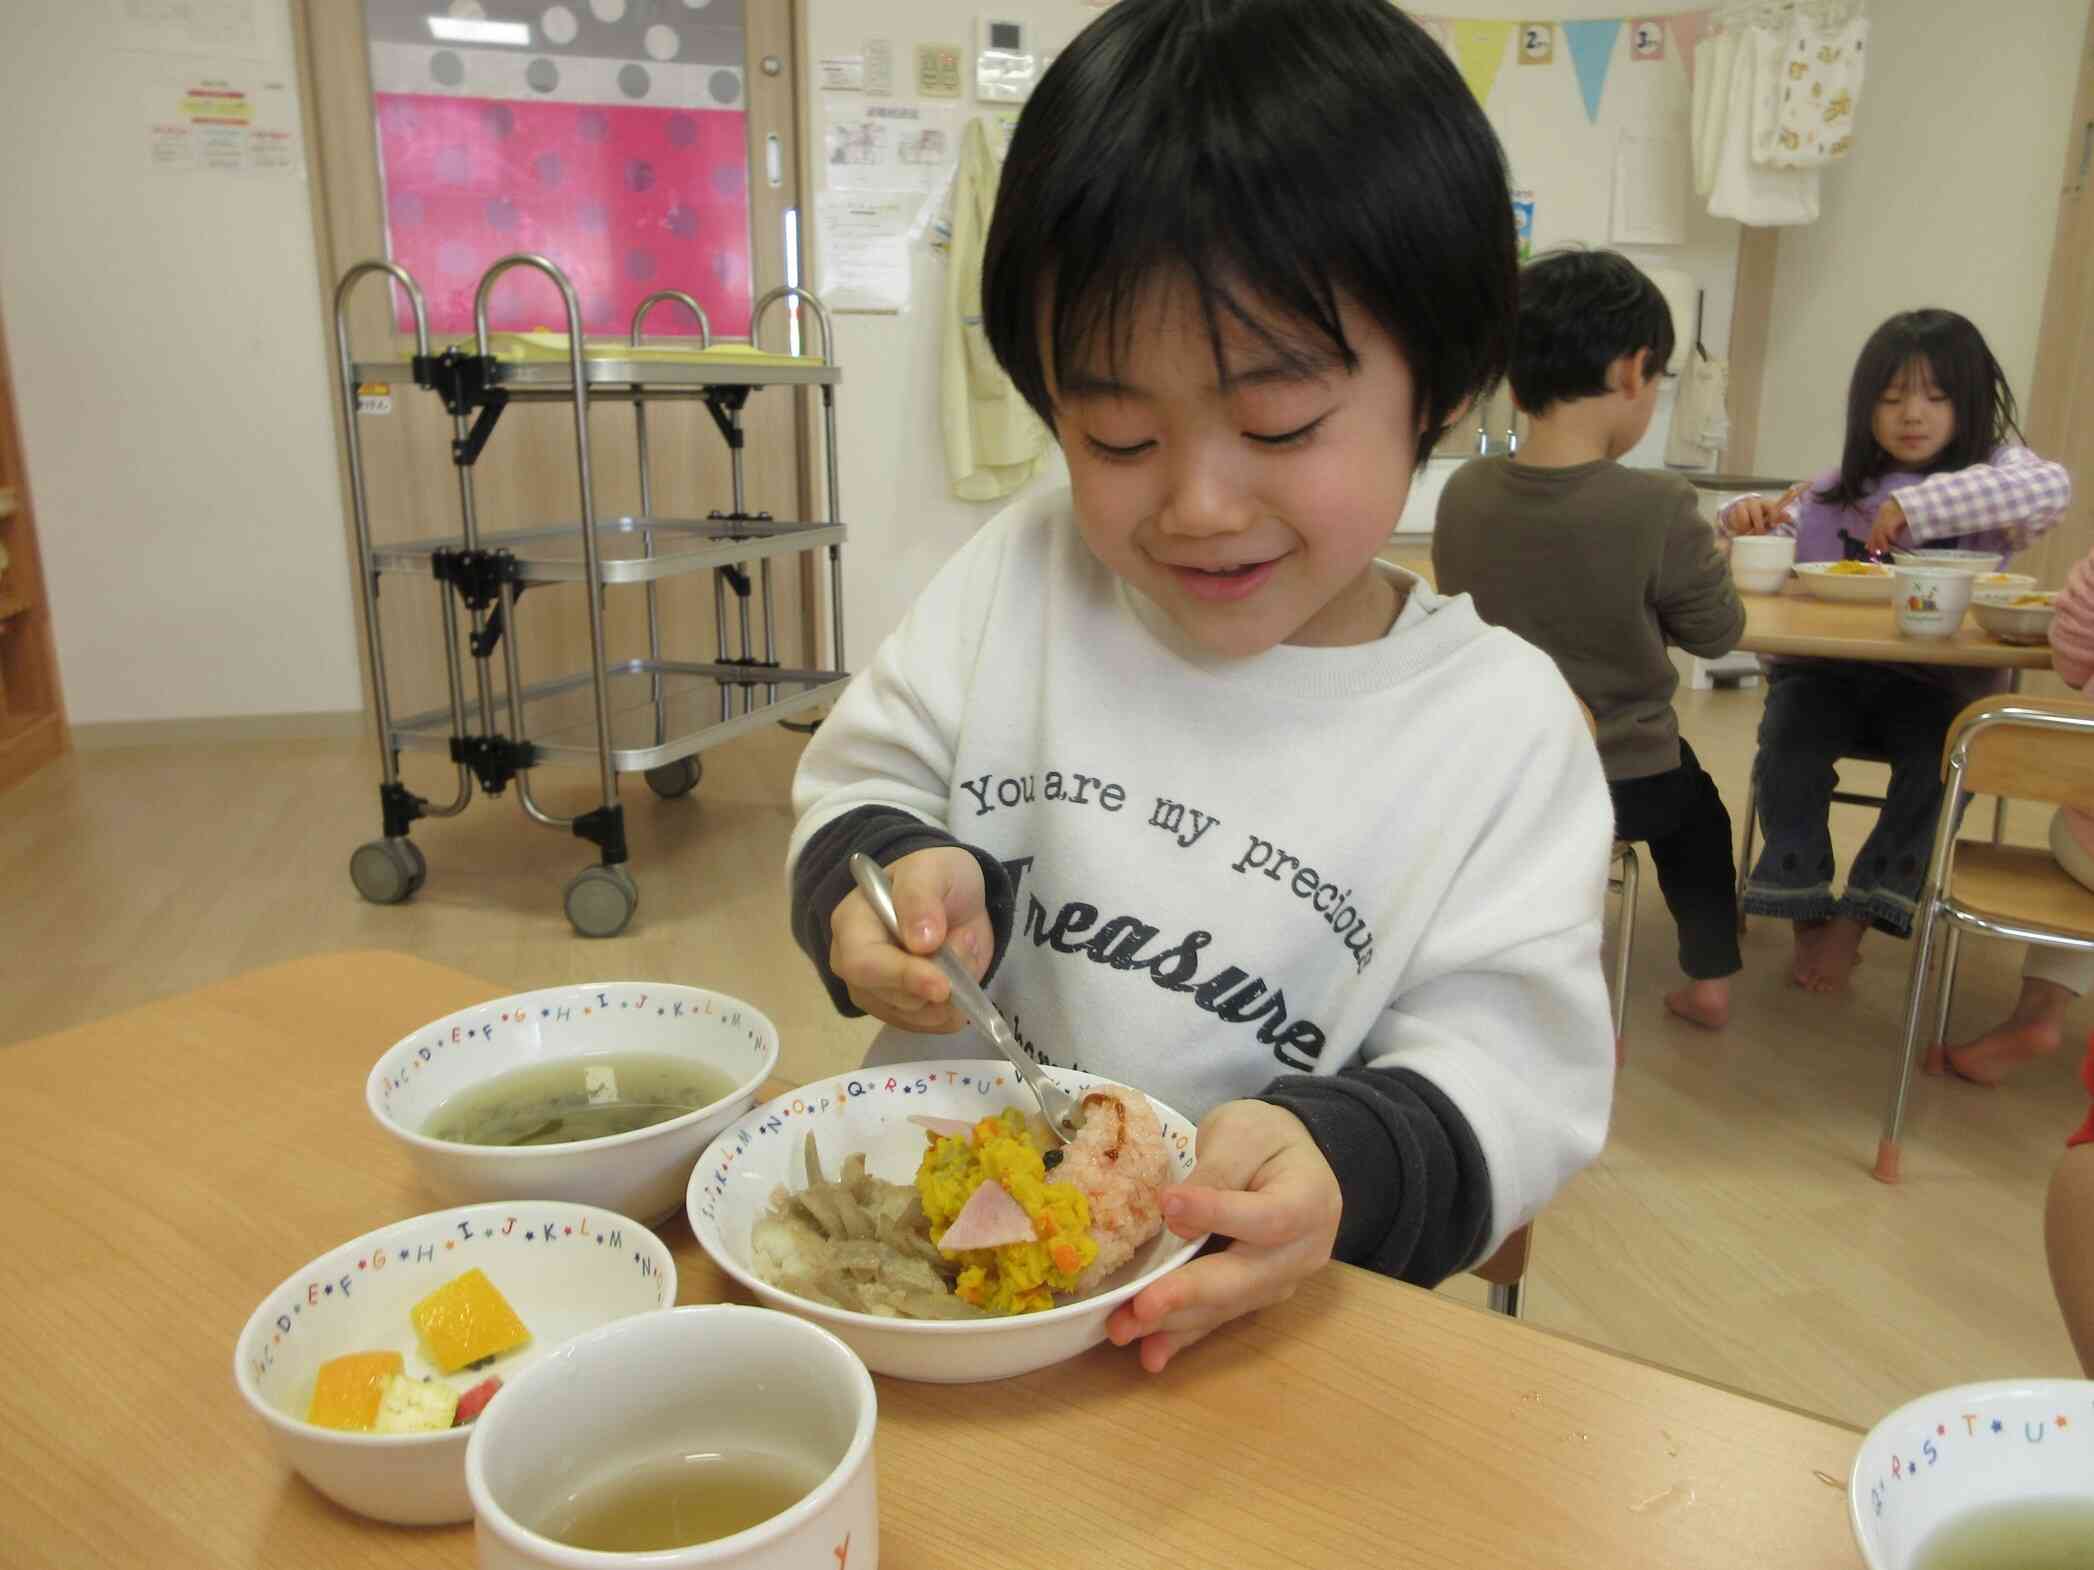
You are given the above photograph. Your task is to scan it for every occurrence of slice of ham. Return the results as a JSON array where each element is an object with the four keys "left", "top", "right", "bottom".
[
  {"left": 935, "top": 1178, "right": 1035, "bottom": 1252},
  {"left": 908, "top": 1115, "right": 977, "bottom": 1139}
]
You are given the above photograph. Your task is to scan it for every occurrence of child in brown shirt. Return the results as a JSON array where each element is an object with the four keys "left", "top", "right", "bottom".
[{"left": 1436, "top": 250, "right": 1745, "bottom": 1030}]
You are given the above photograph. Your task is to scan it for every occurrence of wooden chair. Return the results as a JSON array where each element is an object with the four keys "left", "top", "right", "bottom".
[
  {"left": 1873, "top": 694, "right": 2094, "bottom": 1183},
  {"left": 1474, "top": 838, "right": 1638, "bottom": 1318}
]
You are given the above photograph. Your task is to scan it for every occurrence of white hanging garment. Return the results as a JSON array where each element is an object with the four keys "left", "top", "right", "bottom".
[
  {"left": 1691, "top": 29, "right": 1737, "bottom": 197},
  {"left": 1665, "top": 347, "right": 1730, "bottom": 470},
  {"left": 1769, "top": 13, "right": 1869, "bottom": 168},
  {"left": 1707, "top": 23, "right": 1820, "bottom": 226}
]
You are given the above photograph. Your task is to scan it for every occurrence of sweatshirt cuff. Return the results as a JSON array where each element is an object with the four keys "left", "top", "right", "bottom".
[
  {"left": 789, "top": 806, "right": 1017, "bottom": 1017},
  {"left": 1255, "top": 1067, "right": 1493, "bottom": 1286}
]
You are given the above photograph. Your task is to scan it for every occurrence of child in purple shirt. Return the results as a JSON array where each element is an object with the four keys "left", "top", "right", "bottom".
[{"left": 1722, "top": 309, "right": 2070, "bottom": 993}]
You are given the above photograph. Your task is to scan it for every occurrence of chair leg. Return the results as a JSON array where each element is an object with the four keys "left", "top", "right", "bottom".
[
  {"left": 1877, "top": 905, "right": 1946, "bottom": 1184},
  {"left": 1487, "top": 1279, "right": 1525, "bottom": 1319},
  {"left": 1736, "top": 769, "right": 1759, "bottom": 936},
  {"left": 1930, "top": 924, "right": 1963, "bottom": 1057},
  {"left": 1610, "top": 846, "right": 1638, "bottom": 1042}
]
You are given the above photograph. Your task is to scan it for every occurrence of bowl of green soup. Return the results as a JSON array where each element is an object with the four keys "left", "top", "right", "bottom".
[
  {"left": 368, "top": 984, "right": 779, "bottom": 1224},
  {"left": 1850, "top": 1378, "right": 2094, "bottom": 1570}
]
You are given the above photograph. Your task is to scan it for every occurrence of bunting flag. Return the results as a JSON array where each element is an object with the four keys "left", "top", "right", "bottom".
[
  {"left": 1517, "top": 22, "right": 1556, "bottom": 65},
  {"left": 1450, "top": 20, "right": 1516, "bottom": 110},
  {"left": 1628, "top": 17, "right": 1667, "bottom": 60},
  {"left": 1664, "top": 10, "right": 1711, "bottom": 90},
  {"left": 1415, "top": 15, "right": 1453, "bottom": 58},
  {"left": 1562, "top": 19, "right": 1622, "bottom": 123}
]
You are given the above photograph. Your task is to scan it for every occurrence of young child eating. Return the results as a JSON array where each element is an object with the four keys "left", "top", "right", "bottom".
[
  {"left": 1436, "top": 249, "right": 1746, "bottom": 1032},
  {"left": 785, "top": 0, "right": 1616, "bottom": 1373},
  {"left": 1722, "top": 310, "right": 2070, "bottom": 992}
]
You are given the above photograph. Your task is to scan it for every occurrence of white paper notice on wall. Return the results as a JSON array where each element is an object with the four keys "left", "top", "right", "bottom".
[
  {"left": 816, "top": 193, "right": 917, "bottom": 313},
  {"left": 1611, "top": 130, "right": 1689, "bottom": 246},
  {"left": 819, "top": 55, "right": 865, "bottom": 91},
  {"left": 864, "top": 38, "right": 895, "bottom": 96},
  {"left": 822, "top": 102, "right": 960, "bottom": 193},
  {"left": 145, "top": 64, "right": 302, "bottom": 176}
]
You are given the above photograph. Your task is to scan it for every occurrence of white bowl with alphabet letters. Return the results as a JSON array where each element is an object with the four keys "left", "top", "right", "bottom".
[
  {"left": 232, "top": 1202, "right": 676, "bottom": 1525},
  {"left": 1849, "top": 1378, "right": 2094, "bottom": 1569},
  {"left": 686, "top": 1061, "right": 1206, "bottom": 1382},
  {"left": 367, "top": 982, "right": 779, "bottom": 1225}
]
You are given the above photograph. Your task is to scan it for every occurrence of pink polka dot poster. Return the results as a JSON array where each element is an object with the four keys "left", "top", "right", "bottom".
[{"left": 376, "top": 93, "right": 752, "bottom": 339}]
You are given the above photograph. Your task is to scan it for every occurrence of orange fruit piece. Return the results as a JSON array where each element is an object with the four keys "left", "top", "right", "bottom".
[
  {"left": 306, "top": 1350, "right": 404, "bottom": 1431},
  {"left": 410, "top": 1267, "right": 531, "bottom": 1374}
]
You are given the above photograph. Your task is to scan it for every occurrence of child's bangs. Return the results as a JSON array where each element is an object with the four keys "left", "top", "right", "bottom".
[{"left": 1042, "top": 199, "right": 1358, "bottom": 399}]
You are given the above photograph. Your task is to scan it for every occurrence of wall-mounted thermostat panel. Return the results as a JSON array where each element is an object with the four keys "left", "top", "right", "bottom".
[{"left": 976, "top": 16, "right": 1036, "bottom": 102}]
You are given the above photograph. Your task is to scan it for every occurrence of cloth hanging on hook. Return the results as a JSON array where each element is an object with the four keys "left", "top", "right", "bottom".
[
  {"left": 1765, "top": 10, "right": 1867, "bottom": 167},
  {"left": 941, "top": 116, "right": 1051, "bottom": 502},
  {"left": 1707, "top": 21, "right": 1820, "bottom": 225}
]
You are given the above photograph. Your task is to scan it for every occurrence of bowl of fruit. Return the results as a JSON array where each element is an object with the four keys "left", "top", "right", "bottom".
[{"left": 232, "top": 1202, "right": 675, "bottom": 1524}]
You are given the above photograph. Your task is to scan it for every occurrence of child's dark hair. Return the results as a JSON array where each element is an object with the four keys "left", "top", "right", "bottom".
[
  {"left": 1817, "top": 308, "right": 2021, "bottom": 508},
  {"left": 981, "top": 0, "right": 1517, "bottom": 467},
  {"left": 1507, "top": 249, "right": 1675, "bottom": 414}
]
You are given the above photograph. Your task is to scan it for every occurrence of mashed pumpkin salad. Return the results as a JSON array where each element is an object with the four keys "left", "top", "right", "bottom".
[
  {"left": 749, "top": 1087, "right": 1172, "bottom": 1320},
  {"left": 917, "top": 1111, "right": 1097, "bottom": 1314}
]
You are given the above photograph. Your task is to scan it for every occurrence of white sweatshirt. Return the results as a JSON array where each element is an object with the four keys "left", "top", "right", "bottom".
[{"left": 788, "top": 490, "right": 1615, "bottom": 1255}]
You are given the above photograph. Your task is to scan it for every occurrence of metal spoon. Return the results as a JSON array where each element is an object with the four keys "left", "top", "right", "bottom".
[{"left": 847, "top": 852, "right": 1086, "bottom": 1143}]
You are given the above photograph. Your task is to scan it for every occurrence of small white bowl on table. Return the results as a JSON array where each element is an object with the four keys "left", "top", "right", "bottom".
[
  {"left": 1971, "top": 587, "right": 2057, "bottom": 645},
  {"left": 1728, "top": 534, "right": 1796, "bottom": 594},
  {"left": 232, "top": 1202, "right": 677, "bottom": 1525},
  {"left": 1793, "top": 561, "right": 1896, "bottom": 603},
  {"left": 687, "top": 1060, "right": 1208, "bottom": 1383},
  {"left": 1849, "top": 1377, "right": 2094, "bottom": 1569},
  {"left": 367, "top": 982, "right": 779, "bottom": 1224}
]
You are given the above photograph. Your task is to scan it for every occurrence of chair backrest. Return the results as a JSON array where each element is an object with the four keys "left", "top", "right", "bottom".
[
  {"left": 1943, "top": 696, "right": 2094, "bottom": 815},
  {"left": 1472, "top": 1223, "right": 1532, "bottom": 1288}
]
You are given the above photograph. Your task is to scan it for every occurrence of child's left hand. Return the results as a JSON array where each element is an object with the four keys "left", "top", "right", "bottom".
[
  {"left": 1866, "top": 497, "right": 1911, "bottom": 557},
  {"left": 1104, "top": 1100, "right": 1341, "bottom": 1373}
]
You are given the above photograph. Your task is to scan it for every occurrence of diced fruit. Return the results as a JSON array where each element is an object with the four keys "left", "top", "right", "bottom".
[
  {"left": 409, "top": 1267, "right": 531, "bottom": 1374},
  {"left": 306, "top": 1351, "right": 404, "bottom": 1431},
  {"left": 452, "top": 1375, "right": 502, "bottom": 1426},
  {"left": 372, "top": 1372, "right": 461, "bottom": 1434}
]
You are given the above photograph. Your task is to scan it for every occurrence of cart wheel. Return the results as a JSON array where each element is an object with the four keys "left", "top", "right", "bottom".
[
  {"left": 643, "top": 757, "right": 702, "bottom": 800},
  {"left": 565, "top": 864, "right": 638, "bottom": 939},
  {"left": 401, "top": 840, "right": 428, "bottom": 896},
  {"left": 350, "top": 840, "right": 420, "bottom": 906}
]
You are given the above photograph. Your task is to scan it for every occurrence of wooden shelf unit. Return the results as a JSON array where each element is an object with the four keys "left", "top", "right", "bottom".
[{"left": 0, "top": 304, "right": 68, "bottom": 791}]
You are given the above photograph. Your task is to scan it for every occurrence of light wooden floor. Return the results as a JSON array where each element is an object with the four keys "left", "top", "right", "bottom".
[{"left": 4, "top": 686, "right": 2086, "bottom": 1429}]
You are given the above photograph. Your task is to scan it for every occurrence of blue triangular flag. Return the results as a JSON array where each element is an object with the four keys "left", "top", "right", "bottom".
[{"left": 1562, "top": 19, "right": 1622, "bottom": 123}]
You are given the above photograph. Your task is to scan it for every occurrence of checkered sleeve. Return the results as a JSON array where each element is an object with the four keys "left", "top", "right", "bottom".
[{"left": 1895, "top": 445, "right": 2073, "bottom": 551}]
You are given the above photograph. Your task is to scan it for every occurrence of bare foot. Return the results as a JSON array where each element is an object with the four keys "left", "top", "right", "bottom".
[
  {"left": 1791, "top": 917, "right": 1866, "bottom": 993},
  {"left": 1940, "top": 980, "right": 2074, "bottom": 1086},
  {"left": 1665, "top": 979, "right": 1731, "bottom": 1031}
]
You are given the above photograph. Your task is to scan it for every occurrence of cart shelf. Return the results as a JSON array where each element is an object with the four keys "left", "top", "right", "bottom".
[
  {"left": 371, "top": 515, "right": 845, "bottom": 586},
  {"left": 390, "top": 661, "right": 846, "bottom": 772}
]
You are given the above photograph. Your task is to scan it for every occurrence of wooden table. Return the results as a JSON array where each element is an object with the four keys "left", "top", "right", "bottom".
[
  {"left": 1, "top": 953, "right": 1867, "bottom": 1569},
  {"left": 1737, "top": 587, "right": 2055, "bottom": 669}
]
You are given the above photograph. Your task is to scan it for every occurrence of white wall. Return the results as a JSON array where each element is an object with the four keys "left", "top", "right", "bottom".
[
  {"left": 0, "top": 2, "right": 359, "bottom": 728},
  {"left": 1753, "top": 0, "right": 2089, "bottom": 479}
]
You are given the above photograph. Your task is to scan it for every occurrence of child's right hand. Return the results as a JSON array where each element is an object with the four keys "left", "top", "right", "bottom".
[
  {"left": 827, "top": 847, "right": 992, "bottom": 1033},
  {"left": 1725, "top": 481, "right": 1807, "bottom": 536}
]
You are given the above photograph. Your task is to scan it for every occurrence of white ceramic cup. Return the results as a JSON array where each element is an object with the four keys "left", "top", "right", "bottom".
[
  {"left": 1892, "top": 564, "right": 1976, "bottom": 639},
  {"left": 1729, "top": 534, "right": 1797, "bottom": 594},
  {"left": 466, "top": 1305, "right": 879, "bottom": 1570}
]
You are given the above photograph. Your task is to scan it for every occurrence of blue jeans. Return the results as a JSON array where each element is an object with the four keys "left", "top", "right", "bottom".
[{"left": 1743, "top": 662, "right": 1975, "bottom": 939}]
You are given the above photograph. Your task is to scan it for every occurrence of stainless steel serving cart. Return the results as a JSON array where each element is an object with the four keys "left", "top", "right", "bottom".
[{"left": 332, "top": 253, "right": 848, "bottom": 937}]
